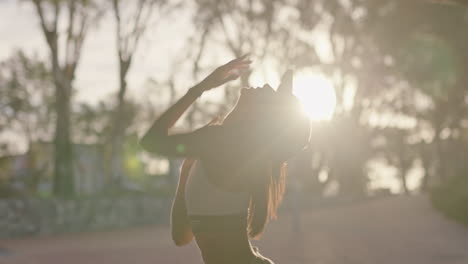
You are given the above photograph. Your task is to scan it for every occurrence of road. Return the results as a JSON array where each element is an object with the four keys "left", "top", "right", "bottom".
[{"left": 1, "top": 195, "right": 468, "bottom": 264}]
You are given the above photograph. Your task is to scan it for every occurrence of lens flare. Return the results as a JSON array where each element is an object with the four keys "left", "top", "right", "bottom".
[{"left": 293, "top": 72, "right": 336, "bottom": 121}]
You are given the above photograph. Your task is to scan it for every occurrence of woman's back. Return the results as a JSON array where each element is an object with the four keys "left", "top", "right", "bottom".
[{"left": 185, "top": 161, "right": 259, "bottom": 264}]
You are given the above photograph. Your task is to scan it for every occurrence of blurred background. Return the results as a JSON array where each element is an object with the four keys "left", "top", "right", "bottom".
[{"left": 1, "top": 0, "right": 468, "bottom": 263}]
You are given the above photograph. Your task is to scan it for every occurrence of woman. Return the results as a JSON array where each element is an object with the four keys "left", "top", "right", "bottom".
[{"left": 140, "top": 56, "right": 310, "bottom": 264}]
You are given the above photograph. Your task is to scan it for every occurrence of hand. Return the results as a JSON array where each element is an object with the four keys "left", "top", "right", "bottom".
[{"left": 198, "top": 55, "right": 251, "bottom": 91}]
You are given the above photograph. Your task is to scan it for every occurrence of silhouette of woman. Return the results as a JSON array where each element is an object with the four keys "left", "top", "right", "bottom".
[{"left": 140, "top": 56, "right": 310, "bottom": 264}]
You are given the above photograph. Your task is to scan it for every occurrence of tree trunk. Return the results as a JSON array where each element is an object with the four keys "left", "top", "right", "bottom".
[
  {"left": 53, "top": 78, "right": 74, "bottom": 197},
  {"left": 400, "top": 169, "right": 409, "bottom": 195},
  {"left": 418, "top": 142, "right": 430, "bottom": 192},
  {"left": 108, "top": 59, "right": 129, "bottom": 187},
  {"left": 420, "top": 160, "right": 431, "bottom": 192},
  {"left": 433, "top": 125, "right": 446, "bottom": 182}
]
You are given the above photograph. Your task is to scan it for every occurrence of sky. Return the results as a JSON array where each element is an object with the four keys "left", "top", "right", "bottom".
[
  {"left": 0, "top": 0, "right": 340, "bottom": 103},
  {"left": 0, "top": 0, "right": 339, "bottom": 107},
  {"left": 0, "top": 0, "right": 192, "bottom": 104}
]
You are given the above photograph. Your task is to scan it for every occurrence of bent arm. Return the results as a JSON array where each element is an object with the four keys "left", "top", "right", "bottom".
[
  {"left": 139, "top": 85, "right": 205, "bottom": 157},
  {"left": 139, "top": 56, "right": 250, "bottom": 157}
]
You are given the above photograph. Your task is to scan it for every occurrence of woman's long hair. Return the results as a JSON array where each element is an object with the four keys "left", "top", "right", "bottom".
[
  {"left": 247, "top": 108, "right": 310, "bottom": 239},
  {"left": 207, "top": 115, "right": 298, "bottom": 239},
  {"left": 247, "top": 160, "right": 287, "bottom": 239},
  {"left": 226, "top": 71, "right": 310, "bottom": 239}
]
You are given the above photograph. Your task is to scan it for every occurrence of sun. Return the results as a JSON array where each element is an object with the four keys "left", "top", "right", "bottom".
[{"left": 293, "top": 72, "right": 336, "bottom": 121}]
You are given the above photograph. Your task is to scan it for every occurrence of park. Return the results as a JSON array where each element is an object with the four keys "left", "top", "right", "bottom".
[{"left": 1, "top": 0, "right": 468, "bottom": 263}]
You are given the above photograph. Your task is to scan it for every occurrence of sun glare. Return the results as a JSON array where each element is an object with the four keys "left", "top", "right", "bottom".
[{"left": 293, "top": 72, "right": 336, "bottom": 121}]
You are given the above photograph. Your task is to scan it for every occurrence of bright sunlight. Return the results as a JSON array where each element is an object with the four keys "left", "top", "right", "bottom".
[{"left": 293, "top": 71, "right": 337, "bottom": 121}]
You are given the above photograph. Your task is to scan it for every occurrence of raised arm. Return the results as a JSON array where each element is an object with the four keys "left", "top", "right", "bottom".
[{"left": 139, "top": 56, "right": 251, "bottom": 157}]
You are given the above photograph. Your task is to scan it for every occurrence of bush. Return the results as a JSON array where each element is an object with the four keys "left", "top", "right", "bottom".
[{"left": 431, "top": 174, "right": 468, "bottom": 226}]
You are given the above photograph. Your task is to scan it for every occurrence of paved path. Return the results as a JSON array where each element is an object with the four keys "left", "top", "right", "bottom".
[{"left": 1, "top": 195, "right": 468, "bottom": 264}]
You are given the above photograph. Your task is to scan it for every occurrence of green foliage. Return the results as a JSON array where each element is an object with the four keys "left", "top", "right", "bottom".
[
  {"left": 397, "top": 34, "right": 460, "bottom": 103},
  {"left": 431, "top": 174, "right": 468, "bottom": 225},
  {"left": 0, "top": 50, "right": 54, "bottom": 152}
]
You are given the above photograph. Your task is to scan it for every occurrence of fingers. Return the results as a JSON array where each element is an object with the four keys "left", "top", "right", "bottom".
[
  {"left": 235, "top": 54, "right": 251, "bottom": 64},
  {"left": 225, "top": 60, "right": 251, "bottom": 70},
  {"left": 224, "top": 73, "right": 240, "bottom": 82},
  {"left": 226, "top": 54, "right": 252, "bottom": 67},
  {"left": 236, "top": 57, "right": 252, "bottom": 65},
  {"left": 226, "top": 59, "right": 251, "bottom": 74},
  {"left": 203, "top": 115, "right": 222, "bottom": 127},
  {"left": 233, "top": 63, "right": 250, "bottom": 71},
  {"left": 239, "top": 54, "right": 250, "bottom": 60},
  {"left": 210, "top": 115, "right": 222, "bottom": 124},
  {"left": 216, "top": 55, "right": 252, "bottom": 85},
  {"left": 221, "top": 60, "right": 250, "bottom": 79},
  {"left": 278, "top": 69, "right": 294, "bottom": 94},
  {"left": 232, "top": 54, "right": 250, "bottom": 63}
]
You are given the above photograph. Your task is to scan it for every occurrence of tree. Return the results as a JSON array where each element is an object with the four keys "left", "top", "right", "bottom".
[
  {"left": 364, "top": 0, "right": 468, "bottom": 182},
  {"left": 107, "top": 0, "right": 174, "bottom": 186},
  {"left": 192, "top": 0, "right": 322, "bottom": 108},
  {"left": 0, "top": 51, "right": 54, "bottom": 154},
  {"left": 73, "top": 100, "right": 113, "bottom": 144},
  {"left": 31, "top": 0, "right": 104, "bottom": 197}
]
